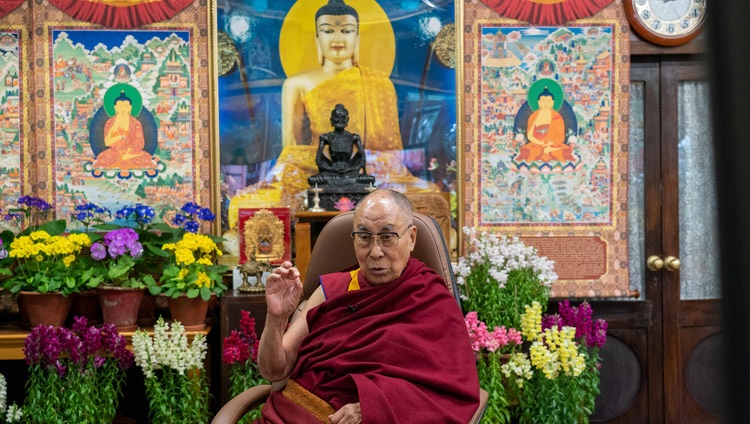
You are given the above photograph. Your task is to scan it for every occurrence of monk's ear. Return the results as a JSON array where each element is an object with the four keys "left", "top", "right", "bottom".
[
  {"left": 316, "top": 40, "right": 324, "bottom": 66},
  {"left": 408, "top": 224, "right": 417, "bottom": 252},
  {"left": 353, "top": 36, "right": 360, "bottom": 65}
]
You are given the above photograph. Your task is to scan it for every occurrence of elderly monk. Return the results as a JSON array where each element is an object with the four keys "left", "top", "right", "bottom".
[{"left": 255, "top": 189, "right": 479, "bottom": 424}]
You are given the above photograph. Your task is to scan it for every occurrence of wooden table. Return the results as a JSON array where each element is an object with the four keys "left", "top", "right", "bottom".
[{"left": 294, "top": 211, "right": 341, "bottom": 282}]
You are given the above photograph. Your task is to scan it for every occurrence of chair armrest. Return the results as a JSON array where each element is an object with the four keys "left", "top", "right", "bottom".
[
  {"left": 468, "top": 388, "right": 489, "bottom": 424},
  {"left": 212, "top": 385, "right": 272, "bottom": 424}
]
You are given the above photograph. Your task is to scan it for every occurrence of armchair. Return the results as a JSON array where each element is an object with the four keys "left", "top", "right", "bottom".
[{"left": 213, "top": 211, "right": 488, "bottom": 423}]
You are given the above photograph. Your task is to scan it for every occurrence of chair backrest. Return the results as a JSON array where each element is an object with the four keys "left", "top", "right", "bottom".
[{"left": 302, "top": 211, "right": 459, "bottom": 304}]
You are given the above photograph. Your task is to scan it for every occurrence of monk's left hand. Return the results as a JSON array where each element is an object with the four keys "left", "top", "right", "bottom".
[{"left": 328, "top": 402, "right": 362, "bottom": 424}]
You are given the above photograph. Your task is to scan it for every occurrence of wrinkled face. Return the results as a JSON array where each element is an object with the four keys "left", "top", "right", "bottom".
[
  {"left": 114, "top": 100, "right": 132, "bottom": 116},
  {"left": 353, "top": 195, "right": 416, "bottom": 285},
  {"left": 330, "top": 108, "right": 349, "bottom": 128},
  {"left": 316, "top": 14, "right": 359, "bottom": 64}
]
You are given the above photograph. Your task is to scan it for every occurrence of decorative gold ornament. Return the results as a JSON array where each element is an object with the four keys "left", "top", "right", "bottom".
[
  {"left": 237, "top": 254, "right": 272, "bottom": 293},
  {"left": 218, "top": 31, "right": 240, "bottom": 76},
  {"left": 243, "top": 209, "right": 285, "bottom": 263},
  {"left": 433, "top": 24, "right": 456, "bottom": 69}
]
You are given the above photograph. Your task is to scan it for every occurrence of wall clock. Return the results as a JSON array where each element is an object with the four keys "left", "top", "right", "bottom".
[{"left": 624, "top": 0, "right": 707, "bottom": 46}]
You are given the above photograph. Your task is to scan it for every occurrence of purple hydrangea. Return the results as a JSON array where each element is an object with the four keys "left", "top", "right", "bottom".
[
  {"left": 91, "top": 243, "right": 107, "bottom": 261},
  {"left": 101, "top": 228, "right": 143, "bottom": 259}
]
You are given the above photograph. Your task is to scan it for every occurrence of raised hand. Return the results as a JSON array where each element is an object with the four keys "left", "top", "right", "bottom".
[{"left": 264, "top": 261, "right": 303, "bottom": 319}]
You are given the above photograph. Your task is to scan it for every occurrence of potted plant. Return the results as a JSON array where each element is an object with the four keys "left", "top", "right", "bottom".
[
  {"left": 90, "top": 226, "right": 155, "bottom": 331},
  {"left": 3, "top": 230, "right": 96, "bottom": 327},
  {"left": 150, "top": 231, "right": 229, "bottom": 330},
  {"left": 132, "top": 317, "right": 210, "bottom": 423},
  {"left": 222, "top": 310, "right": 268, "bottom": 422},
  {"left": 456, "top": 228, "right": 608, "bottom": 423},
  {"left": 109, "top": 203, "right": 180, "bottom": 275},
  {"left": 67, "top": 202, "right": 112, "bottom": 324},
  {"left": 21, "top": 316, "right": 134, "bottom": 423}
]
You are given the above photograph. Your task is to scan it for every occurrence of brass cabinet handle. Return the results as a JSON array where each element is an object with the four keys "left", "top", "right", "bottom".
[
  {"left": 665, "top": 256, "right": 681, "bottom": 272},
  {"left": 647, "top": 255, "right": 664, "bottom": 271}
]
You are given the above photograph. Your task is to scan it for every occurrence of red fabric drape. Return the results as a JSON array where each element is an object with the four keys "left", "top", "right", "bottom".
[
  {"left": 480, "top": 0, "right": 614, "bottom": 25},
  {"left": 47, "top": 0, "right": 193, "bottom": 29},
  {"left": 0, "top": 1, "right": 24, "bottom": 19}
]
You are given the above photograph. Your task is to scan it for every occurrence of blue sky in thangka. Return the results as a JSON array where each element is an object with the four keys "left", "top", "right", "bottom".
[{"left": 57, "top": 29, "right": 189, "bottom": 51}]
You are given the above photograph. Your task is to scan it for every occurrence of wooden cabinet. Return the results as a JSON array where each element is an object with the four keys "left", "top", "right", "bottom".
[{"left": 294, "top": 211, "right": 341, "bottom": 282}]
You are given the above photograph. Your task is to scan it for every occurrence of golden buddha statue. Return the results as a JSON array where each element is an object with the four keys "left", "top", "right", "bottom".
[{"left": 227, "top": 0, "right": 439, "bottom": 228}]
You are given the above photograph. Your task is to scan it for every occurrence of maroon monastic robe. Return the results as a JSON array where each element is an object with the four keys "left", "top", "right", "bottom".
[{"left": 256, "top": 257, "right": 479, "bottom": 423}]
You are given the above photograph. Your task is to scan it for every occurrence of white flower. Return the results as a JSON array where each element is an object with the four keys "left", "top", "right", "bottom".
[
  {"left": 454, "top": 227, "right": 557, "bottom": 295},
  {"left": 133, "top": 317, "right": 209, "bottom": 379},
  {"left": 5, "top": 403, "right": 23, "bottom": 423},
  {"left": 0, "top": 372, "right": 6, "bottom": 416}
]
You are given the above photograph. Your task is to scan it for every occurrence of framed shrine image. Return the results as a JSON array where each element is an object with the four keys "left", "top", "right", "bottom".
[
  {"left": 238, "top": 207, "right": 291, "bottom": 265},
  {"left": 215, "top": 0, "right": 459, "bottom": 239},
  {"left": 457, "top": 1, "right": 633, "bottom": 298}
]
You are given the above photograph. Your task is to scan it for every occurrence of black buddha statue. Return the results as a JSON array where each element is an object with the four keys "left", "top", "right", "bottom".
[{"left": 307, "top": 104, "right": 375, "bottom": 210}]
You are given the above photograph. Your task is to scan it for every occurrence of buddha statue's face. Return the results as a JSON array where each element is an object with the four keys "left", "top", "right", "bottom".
[
  {"left": 538, "top": 95, "right": 554, "bottom": 110},
  {"left": 114, "top": 99, "right": 132, "bottom": 116},
  {"left": 316, "top": 14, "right": 358, "bottom": 65}
]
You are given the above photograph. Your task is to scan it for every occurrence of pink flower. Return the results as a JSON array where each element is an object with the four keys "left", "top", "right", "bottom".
[{"left": 465, "top": 312, "right": 523, "bottom": 353}]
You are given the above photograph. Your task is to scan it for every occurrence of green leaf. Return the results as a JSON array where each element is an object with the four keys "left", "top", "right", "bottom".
[{"left": 38, "top": 219, "right": 67, "bottom": 235}]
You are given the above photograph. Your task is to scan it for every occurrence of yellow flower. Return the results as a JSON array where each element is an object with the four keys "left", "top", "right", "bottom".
[
  {"left": 179, "top": 268, "right": 189, "bottom": 280},
  {"left": 197, "top": 257, "right": 212, "bottom": 266},
  {"left": 175, "top": 248, "right": 195, "bottom": 266},
  {"left": 63, "top": 255, "right": 75, "bottom": 267},
  {"left": 30, "top": 230, "right": 50, "bottom": 241},
  {"left": 195, "top": 272, "right": 212, "bottom": 288},
  {"left": 520, "top": 301, "right": 543, "bottom": 342}
]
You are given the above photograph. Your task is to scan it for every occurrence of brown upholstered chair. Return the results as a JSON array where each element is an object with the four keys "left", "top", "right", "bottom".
[{"left": 212, "top": 211, "right": 488, "bottom": 424}]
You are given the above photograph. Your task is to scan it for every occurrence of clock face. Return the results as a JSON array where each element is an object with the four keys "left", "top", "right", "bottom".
[{"left": 627, "top": 0, "right": 707, "bottom": 46}]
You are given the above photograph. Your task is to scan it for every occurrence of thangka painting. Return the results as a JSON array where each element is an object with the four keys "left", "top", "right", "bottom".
[
  {"left": 32, "top": 2, "right": 213, "bottom": 226},
  {"left": 0, "top": 4, "right": 31, "bottom": 233},
  {"left": 459, "top": 2, "right": 632, "bottom": 298},
  {"left": 0, "top": 28, "right": 25, "bottom": 231}
]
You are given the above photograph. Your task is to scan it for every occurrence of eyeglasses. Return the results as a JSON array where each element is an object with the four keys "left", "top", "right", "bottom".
[{"left": 351, "top": 224, "right": 413, "bottom": 248}]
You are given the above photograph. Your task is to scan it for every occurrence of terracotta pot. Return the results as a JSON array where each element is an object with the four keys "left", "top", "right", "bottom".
[
  {"left": 96, "top": 287, "right": 144, "bottom": 331},
  {"left": 137, "top": 291, "right": 157, "bottom": 326},
  {"left": 18, "top": 291, "right": 73, "bottom": 327},
  {"left": 69, "top": 290, "right": 102, "bottom": 325},
  {"left": 166, "top": 294, "right": 213, "bottom": 331}
]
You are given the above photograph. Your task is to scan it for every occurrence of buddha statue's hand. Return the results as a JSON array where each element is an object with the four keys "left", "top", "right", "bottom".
[{"left": 264, "top": 261, "right": 303, "bottom": 319}]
